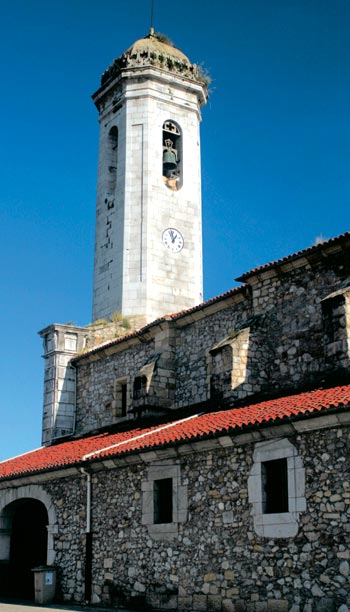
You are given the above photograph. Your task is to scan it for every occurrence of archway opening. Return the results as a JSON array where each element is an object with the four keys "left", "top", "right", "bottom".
[{"left": 1, "top": 498, "right": 48, "bottom": 600}]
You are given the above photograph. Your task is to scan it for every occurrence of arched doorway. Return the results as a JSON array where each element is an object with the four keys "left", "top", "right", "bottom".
[{"left": 1, "top": 498, "right": 48, "bottom": 600}]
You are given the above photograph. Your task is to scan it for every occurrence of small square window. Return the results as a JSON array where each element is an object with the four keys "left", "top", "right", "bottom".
[
  {"left": 262, "top": 458, "right": 288, "bottom": 514},
  {"left": 153, "top": 478, "right": 173, "bottom": 524}
]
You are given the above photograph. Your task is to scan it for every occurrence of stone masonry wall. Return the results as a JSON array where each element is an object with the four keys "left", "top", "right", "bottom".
[
  {"left": 175, "top": 254, "right": 350, "bottom": 407},
  {"left": 76, "top": 339, "right": 155, "bottom": 434},
  {"left": 249, "top": 257, "right": 350, "bottom": 393},
  {"left": 44, "top": 423, "right": 350, "bottom": 611},
  {"left": 44, "top": 475, "right": 86, "bottom": 603},
  {"left": 75, "top": 251, "right": 350, "bottom": 434},
  {"left": 175, "top": 299, "right": 252, "bottom": 407}
]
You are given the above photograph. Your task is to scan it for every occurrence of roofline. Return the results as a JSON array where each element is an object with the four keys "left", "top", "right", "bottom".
[
  {"left": 236, "top": 231, "right": 350, "bottom": 282},
  {"left": 1, "top": 400, "right": 349, "bottom": 484},
  {"left": 72, "top": 285, "right": 247, "bottom": 363},
  {"left": 38, "top": 322, "right": 86, "bottom": 337},
  {"left": 92, "top": 62, "right": 208, "bottom": 111},
  {"left": 46, "top": 232, "right": 350, "bottom": 364}
]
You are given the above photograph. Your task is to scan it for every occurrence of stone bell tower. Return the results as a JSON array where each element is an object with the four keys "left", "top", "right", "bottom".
[{"left": 92, "top": 29, "right": 208, "bottom": 324}]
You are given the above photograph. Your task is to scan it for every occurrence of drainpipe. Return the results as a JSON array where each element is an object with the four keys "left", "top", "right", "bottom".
[
  {"left": 70, "top": 361, "right": 77, "bottom": 437},
  {"left": 80, "top": 467, "right": 92, "bottom": 603}
]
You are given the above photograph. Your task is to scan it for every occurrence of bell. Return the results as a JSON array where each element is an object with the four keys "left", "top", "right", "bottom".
[{"left": 163, "top": 149, "right": 177, "bottom": 171}]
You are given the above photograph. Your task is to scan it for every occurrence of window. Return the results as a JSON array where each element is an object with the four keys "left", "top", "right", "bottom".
[
  {"left": 153, "top": 478, "right": 173, "bottom": 524},
  {"left": 210, "top": 345, "right": 232, "bottom": 399},
  {"left": 248, "top": 438, "right": 306, "bottom": 538},
  {"left": 207, "top": 328, "right": 250, "bottom": 399},
  {"left": 106, "top": 126, "right": 118, "bottom": 196},
  {"left": 321, "top": 288, "right": 350, "bottom": 361},
  {"left": 162, "top": 120, "right": 182, "bottom": 191},
  {"left": 262, "top": 458, "right": 288, "bottom": 514},
  {"left": 133, "top": 376, "right": 147, "bottom": 400},
  {"left": 142, "top": 461, "right": 187, "bottom": 540},
  {"left": 120, "top": 383, "right": 127, "bottom": 417},
  {"left": 132, "top": 356, "right": 160, "bottom": 405},
  {"left": 113, "top": 377, "right": 130, "bottom": 418}
]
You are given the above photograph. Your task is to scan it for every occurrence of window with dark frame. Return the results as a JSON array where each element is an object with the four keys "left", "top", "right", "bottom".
[
  {"left": 120, "top": 382, "right": 127, "bottom": 417},
  {"left": 210, "top": 345, "right": 232, "bottom": 399},
  {"left": 133, "top": 375, "right": 147, "bottom": 400},
  {"left": 113, "top": 379, "right": 128, "bottom": 418},
  {"left": 262, "top": 458, "right": 288, "bottom": 514},
  {"left": 153, "top": 477, "right": 173, "bottom": 524}
]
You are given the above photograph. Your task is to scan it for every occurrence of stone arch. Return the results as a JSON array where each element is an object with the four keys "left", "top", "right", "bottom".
[
  {"left": 162, "top": 119, "right": 183, "bottom": 190},
  {"left": 0, "top": 484, "right": 57, "bottom": 566}
]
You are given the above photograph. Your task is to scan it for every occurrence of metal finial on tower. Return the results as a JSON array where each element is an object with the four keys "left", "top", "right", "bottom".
[{"left": 149, "top": 0, "right": 155, "bottom": 35}]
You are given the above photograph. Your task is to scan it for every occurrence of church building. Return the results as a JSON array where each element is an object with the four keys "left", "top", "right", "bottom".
[{"left": 1, "top": 30, "right": 350, "bottom": 612}]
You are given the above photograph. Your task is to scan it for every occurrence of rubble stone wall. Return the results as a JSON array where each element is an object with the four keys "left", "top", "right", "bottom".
[
  {"left": 45, "top": 475, "right": 86, "bottom": 603},
  {"left": 175, "top": 257, "right": 350, "bottom": 408},
  {"left": 44, "top": 423, "right": 350, "bottom": 611},
  {"left": 75, "top": 339, "right": 155, "bottom": 434},
  {"left": 74, "top": 253, "right": 350, "bottom": 432}
]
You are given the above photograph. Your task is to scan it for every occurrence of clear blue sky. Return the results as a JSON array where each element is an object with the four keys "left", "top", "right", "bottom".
[{"left": 1, "top": 0, "right": 349, "bottom": 460}]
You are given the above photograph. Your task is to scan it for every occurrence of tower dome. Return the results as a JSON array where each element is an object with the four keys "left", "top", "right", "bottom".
[
  {"left": 126, "top": 28, "right": 190, "bottom": 63},
  {"left": 101, "top": 29, "right": 207, "bottom": 88}
]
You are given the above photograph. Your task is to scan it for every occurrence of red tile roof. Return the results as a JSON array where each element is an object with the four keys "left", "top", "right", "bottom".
[
  {"left": 1, "top": 385, "right": 349, "bottom": 481},
  {"left": 236, "top": 231, "right": 350, "bottom": 282}
]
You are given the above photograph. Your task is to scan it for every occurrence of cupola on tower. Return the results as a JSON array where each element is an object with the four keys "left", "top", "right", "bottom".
[{"left": 92, "top": 29, "right": 208, "bottom": 324}]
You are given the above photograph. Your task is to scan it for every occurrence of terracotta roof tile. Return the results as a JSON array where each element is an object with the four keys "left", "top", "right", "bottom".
[{"left": 1, "top": 385, "right": 349, "bottom": 480}]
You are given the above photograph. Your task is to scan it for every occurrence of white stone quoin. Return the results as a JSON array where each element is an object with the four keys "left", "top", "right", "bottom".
[{"left": 91, "top": 31, "right": 208, "bottom": 323}]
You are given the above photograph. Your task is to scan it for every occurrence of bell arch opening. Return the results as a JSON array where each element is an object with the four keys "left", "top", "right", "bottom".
[
  {"left": 162, "top": 120, "right": 183, "bottom": 191},
  {"left": 0, "top": 498, "right": 49, "bottom": 600}
]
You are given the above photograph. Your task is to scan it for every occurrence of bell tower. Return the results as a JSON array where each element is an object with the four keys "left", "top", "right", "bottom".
[{"left": 92, "top": 30, "right": 208, "bottom": 324}]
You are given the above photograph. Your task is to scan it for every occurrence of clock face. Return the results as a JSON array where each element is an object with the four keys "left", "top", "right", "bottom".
[{"left": 162, "top": 228, "right": 184, "bottom": 253}]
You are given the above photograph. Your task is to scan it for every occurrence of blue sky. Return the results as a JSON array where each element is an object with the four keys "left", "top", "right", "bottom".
[{"left": 1, "top": 0, "right": 349, "bottom": 460}]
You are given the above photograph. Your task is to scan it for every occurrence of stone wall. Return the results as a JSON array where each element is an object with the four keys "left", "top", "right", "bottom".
[
  {"left": 44, "top": 475, "right": 86, "bottom": 602},
  {"left": 175, "top": 255, "right": 350, "bottom": 409},
  {"left": 40, "top": 422, "right": 350, "bottom": 611},
  {"left": 248, "top": 259, "right": 350, "bottom": 392},
  {"left": 76, "top": 338, "right": 156, "bottom": 434},
  {"left": 175, "top": 298, "right": 251, "bottom": 406},
  {"left": 74, "top": 249, "right": 350, "bottom": 434}
]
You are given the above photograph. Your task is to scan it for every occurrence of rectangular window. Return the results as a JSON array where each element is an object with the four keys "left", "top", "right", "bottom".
[
  {"left": 133, "top": 375, "right": 147, "bottom": 400},
  {"left": 262, "top": 458, "right": 288, "bottom": 513},
  {"left": 120, "top": 383, "right": 127, "bottom": 417},
  {"left": 113, "top": 378, "right": 129, "bottom": 417},
  {"left": 153, "top": 478, "right": 173, "bottom": 524}
]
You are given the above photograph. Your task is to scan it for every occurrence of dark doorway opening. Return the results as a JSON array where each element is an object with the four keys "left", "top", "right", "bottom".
[{"left": 1, "top": 498, "right": 48, "bottom": 600}]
